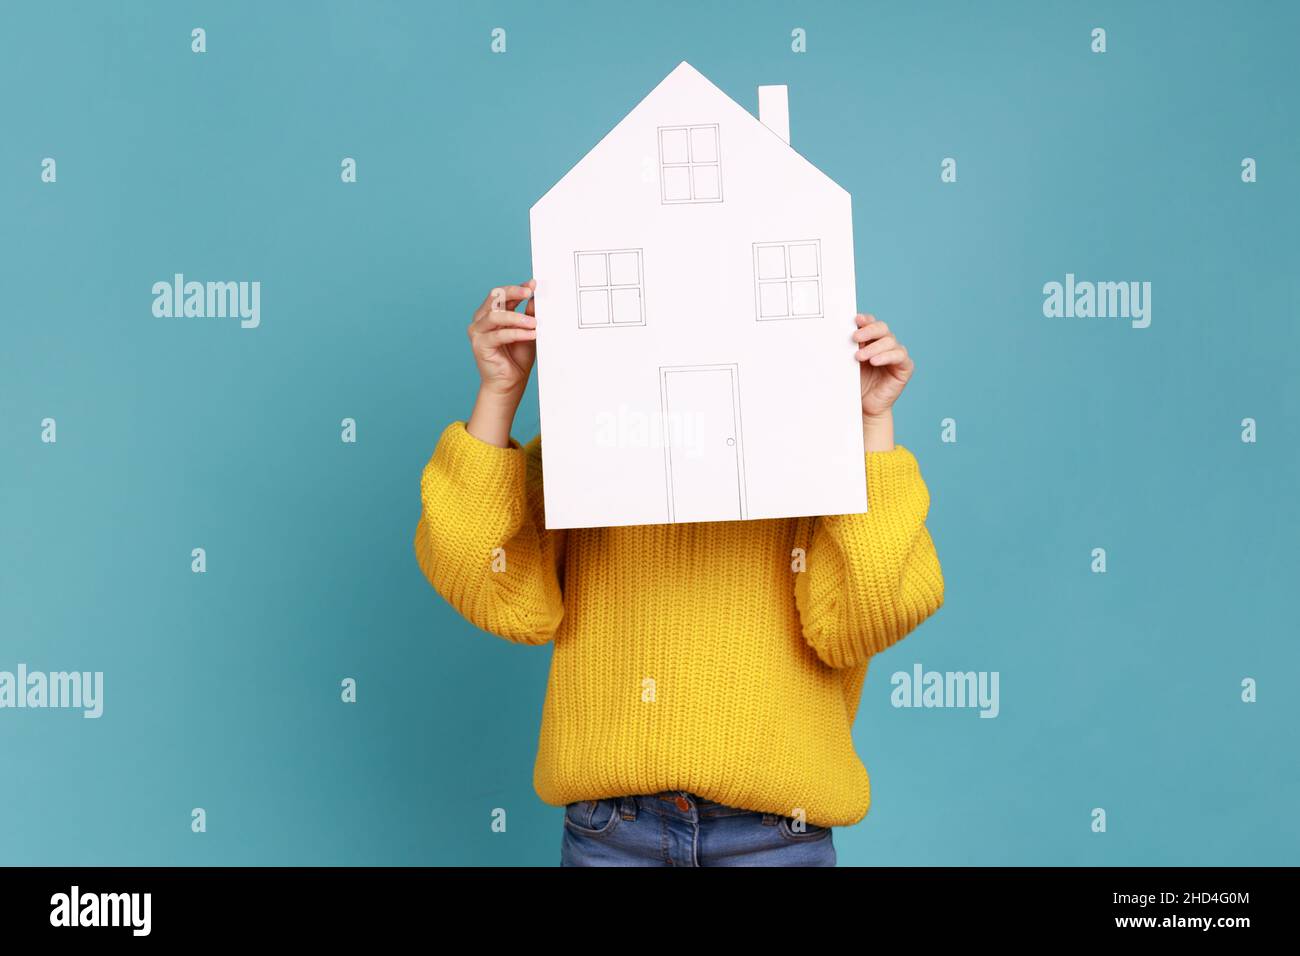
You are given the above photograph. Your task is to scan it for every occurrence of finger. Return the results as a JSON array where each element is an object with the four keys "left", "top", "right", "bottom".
[
  {"left": 856, "top": 334, "right": 898, "bottom": 359},
  {"left": 479, "top": 327, "right": 538, "bottom": 348},
  {"left": 477, "top": 308, "right": 537, "bottom": 332},
  {"left": 852, "top": 322, "right": 892, "bottom": 344},
  {"left": 519, "top": 278, "right": 538, "bottom": 317},
  {"left": 469, "top": 309, "right": 535, "bottom": 338},
  {"left": 854, "top": 313, "right": 876, "bottom": 327},
  {"left": 492, "top": 284, "right": 535, "bottom": 308},
  {"left": 852, "top": 320, "right": 890, "bottom": 344},
  {"left": 865, "top": 347, "right": 909, "bottom": 367},
  {"left": 476, "top": 285, "right": 536, "bottom": 320},
  {"left": 502, "top": 278, "right": 539, "bottom": 312},
  {"left": 857, "top": 340, "right": 899, "bottom": 361}
]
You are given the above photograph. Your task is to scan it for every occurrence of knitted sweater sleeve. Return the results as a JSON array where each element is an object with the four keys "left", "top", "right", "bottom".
[
  {"left": 794, "top": 445, "right": 945, "bottom": 669},
  {"left": 412, "top": 420, "right": 565, "bottom": 645}
]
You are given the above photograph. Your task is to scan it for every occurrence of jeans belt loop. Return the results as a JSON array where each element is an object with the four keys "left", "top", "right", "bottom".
[{"left": 619, "top": 795, "right": 638, "bottom": 821}]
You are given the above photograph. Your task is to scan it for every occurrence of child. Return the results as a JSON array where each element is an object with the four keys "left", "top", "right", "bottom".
[{"left": 414, "top": 279, "right": 944, "bottom": 866}]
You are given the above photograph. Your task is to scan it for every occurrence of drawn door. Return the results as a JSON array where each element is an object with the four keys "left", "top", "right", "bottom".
[{"left": 660, "top": 364, "right": 747, "bottom": 522}]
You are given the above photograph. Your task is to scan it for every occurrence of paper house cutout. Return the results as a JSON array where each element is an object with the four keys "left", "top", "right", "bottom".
[{"left": 530, "top": 61, "right": 866, "bottom": 529}]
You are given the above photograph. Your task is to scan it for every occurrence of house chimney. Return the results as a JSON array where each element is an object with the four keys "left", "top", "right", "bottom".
[{"left": 758, "top": 85, "right": 790, "bottom": 145}]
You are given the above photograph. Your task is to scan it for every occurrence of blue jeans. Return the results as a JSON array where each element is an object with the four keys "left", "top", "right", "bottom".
[{"left": 560, "top": 789, "right": 836, "bottom": 866}]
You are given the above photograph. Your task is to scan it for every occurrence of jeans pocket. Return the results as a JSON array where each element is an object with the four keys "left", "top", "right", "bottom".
[
  {"left": 776, "top": 814, "right": 831, "bottom": 842},
  {"left": 563, "top": 798, "right": 621, "bottom": 838}
]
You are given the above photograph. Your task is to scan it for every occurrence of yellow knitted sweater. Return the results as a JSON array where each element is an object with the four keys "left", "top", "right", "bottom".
[{"left": 413, "top": 420, "right": 944, "bottom": 827}]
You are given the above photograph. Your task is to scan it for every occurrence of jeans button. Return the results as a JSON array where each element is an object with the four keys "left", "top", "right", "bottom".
[{"left": 674, "top": 795, "right": 691, "bottom": 812}]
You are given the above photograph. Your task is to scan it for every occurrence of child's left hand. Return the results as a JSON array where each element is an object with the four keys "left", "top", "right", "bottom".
[{"left": 852, "top": 313, "right": 914, "bottom": 420}]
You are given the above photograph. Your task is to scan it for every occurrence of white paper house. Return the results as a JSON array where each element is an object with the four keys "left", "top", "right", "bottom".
[{"left": 530, "top": 61, "right": 867, "bottom": 529}]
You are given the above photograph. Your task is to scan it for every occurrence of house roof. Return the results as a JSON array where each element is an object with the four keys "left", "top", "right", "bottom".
[{"left": 531, "top": 60, "right": 849, "bottom": 213}]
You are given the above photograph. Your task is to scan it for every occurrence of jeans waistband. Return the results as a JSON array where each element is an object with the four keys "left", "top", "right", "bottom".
[{"left": 629, "top": 789, "right": 776, "bottom": 823}]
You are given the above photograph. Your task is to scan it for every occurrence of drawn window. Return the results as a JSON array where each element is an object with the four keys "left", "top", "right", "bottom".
[
  {"left": 753, "top": 240, "right": 822, "bottom": 320},
  {"left": 574, "top": 248, "right": 645, "bottom": 327},
  {"left": 658, "top": 125, "right": 722, "bottom": 204}
]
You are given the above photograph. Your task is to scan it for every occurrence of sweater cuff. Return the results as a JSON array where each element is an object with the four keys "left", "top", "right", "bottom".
[
  {"left": 864, "top": 444, "right": 922, "bottom": 509},
  {"left": 429, "top": 420, "right": 527, "bottom": 499}
]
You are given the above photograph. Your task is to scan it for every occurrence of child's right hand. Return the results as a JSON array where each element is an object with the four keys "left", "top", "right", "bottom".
[{"left": 467, "top": 280, "right": 538, "bottom": 402}]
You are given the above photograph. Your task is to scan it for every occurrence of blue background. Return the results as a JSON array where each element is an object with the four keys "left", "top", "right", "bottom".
[{"left": 1, "top": 0, "right": 1296, "bottom": 865}]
